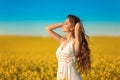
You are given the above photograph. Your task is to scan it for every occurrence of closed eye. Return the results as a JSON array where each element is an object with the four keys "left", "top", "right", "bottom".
[{"left": 63, "top": 22, "right": 67, "bottom": 25}]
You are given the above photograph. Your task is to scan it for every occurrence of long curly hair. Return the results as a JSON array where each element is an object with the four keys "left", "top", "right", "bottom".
[{"left": 67, "top": 14, "right": 91, "bottom": 75}]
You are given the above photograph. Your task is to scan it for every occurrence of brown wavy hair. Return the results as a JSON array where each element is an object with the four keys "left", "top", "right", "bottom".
[{"left": 67, "top": 15, "right": 91, "bottom": 75}]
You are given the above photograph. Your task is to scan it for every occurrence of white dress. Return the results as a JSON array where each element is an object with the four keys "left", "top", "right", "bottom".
[{"left": 56, "top": 40, "right": 82, "bottom": 80}]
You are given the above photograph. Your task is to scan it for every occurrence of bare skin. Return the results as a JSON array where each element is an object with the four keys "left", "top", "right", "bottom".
[{"left": 45, "top": 18, "right": 82, "bottom": 58}]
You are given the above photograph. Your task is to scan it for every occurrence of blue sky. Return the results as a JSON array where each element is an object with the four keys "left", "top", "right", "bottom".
[{"left": 0, "top": 0, "right": 120, "bottom": 36}]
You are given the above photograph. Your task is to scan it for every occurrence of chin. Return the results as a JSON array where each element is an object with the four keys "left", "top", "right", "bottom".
[{"left": 62, "top": 29, "right": 66, "bottom": 32}]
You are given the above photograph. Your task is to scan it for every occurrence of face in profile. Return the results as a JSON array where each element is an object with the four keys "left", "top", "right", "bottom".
[{"left": 62, "top": 18, "right": 75, "bottom": 32}]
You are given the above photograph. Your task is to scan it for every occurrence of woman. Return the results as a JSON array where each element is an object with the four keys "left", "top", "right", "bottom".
[{"left": 45, "top": 15, "right": 91, "bottom": 80}]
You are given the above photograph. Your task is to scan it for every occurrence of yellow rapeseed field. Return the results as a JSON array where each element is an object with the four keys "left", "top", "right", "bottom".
[{"left": 0, "top": 35, "right": 120, "bottom": 80}]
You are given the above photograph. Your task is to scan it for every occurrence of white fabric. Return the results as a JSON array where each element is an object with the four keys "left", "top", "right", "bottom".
[{"left": 56, "top": 40, "right": 82, "bottom": 80}]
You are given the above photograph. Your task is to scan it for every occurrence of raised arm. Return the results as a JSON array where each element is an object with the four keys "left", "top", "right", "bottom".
[
  {"left": 45, "top": 23, "right": 66, "bottom": 43},
  {"left": 74, "top": 22, "right": 82, "bottom": 57}
]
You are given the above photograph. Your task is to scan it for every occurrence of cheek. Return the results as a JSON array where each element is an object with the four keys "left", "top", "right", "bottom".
[
  {"left": 64, "top": 26, "right": 70, "bottom": 31},
  {"left": 63, "top": 24, "right": 71, "bottom": 28},
  {"left": 62, "top": 25, "right": 68, "bottom": 29},
  {"left": 62, "top": 26, "right": 71, "bottom": 32}
]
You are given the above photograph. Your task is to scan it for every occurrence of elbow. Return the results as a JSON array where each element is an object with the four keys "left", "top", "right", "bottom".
[
  {"left": 45, "top": 26, "right": 48, "bottom": 30},
  {"left": 45, "top": 26, "right": 53, "bottom": 32},
  {"left": 45, "top": 26, "right": 51, "bottom": 31}
]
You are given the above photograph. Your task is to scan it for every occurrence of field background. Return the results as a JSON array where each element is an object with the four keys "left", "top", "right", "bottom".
[{"left": 0, "top": 35, "right": 120, "bottom": 80}]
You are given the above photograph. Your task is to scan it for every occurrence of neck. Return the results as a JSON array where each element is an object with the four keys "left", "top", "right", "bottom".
[{"left": 66, "top": 32, "right": 75, "bottom": 42}]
